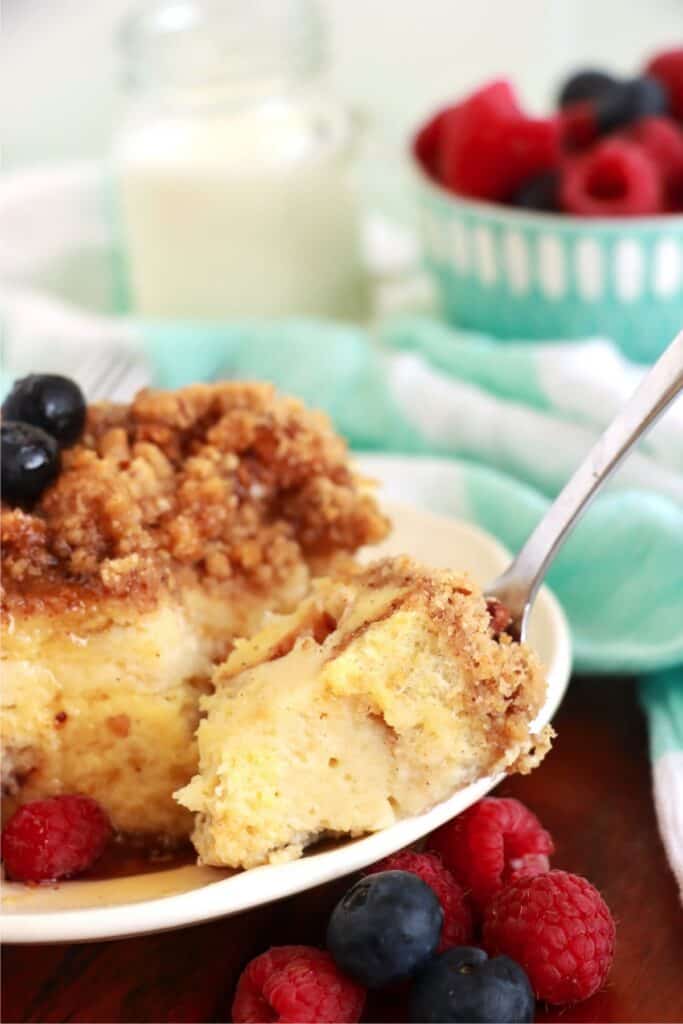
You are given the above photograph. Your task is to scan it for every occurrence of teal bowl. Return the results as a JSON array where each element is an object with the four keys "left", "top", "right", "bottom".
[{"left": 414, "top": 163, "right": 683, "bottom": 363}]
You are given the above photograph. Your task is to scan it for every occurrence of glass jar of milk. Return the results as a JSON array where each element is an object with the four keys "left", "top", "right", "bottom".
[{"left": 115, "top": 0, "right": 369, "bottom": 320}]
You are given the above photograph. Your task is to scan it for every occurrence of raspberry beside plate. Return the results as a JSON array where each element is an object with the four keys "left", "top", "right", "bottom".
[
  {"left": 483, "top": 870, "right": 616, "bottom": 1005},
  {"left": 232, "top": 946, "right": 365, "bottom": 1024},
  {"left": 1, "top": 795, "right": 111, "bottom": 883}
]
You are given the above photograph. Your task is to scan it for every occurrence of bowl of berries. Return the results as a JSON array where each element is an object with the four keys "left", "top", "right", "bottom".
[{"left": 412, "top": 49, "right": 683, "bottom": 363}]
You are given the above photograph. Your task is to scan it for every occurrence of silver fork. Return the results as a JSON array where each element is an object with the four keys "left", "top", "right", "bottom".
[
  {"left": 486, "top": 330, "right": 683, "bottom": 641},
  {"left": 78, "top": 346, "right": 151, "bottom": 403}
]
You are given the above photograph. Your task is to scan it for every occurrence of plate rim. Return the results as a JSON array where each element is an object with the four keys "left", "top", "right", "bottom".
[{"left": 1, "top": 495, "right": 571, "bottom": 944}]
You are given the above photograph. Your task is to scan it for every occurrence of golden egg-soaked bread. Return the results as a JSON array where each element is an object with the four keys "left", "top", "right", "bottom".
[{"left": 177, "top": 556, "right": 551, "bottom": 867}]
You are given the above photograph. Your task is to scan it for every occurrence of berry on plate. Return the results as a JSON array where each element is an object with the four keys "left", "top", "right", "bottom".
[
  {"left": 561, "top": 138, "right": 663, "bottom": 216},
  {"left": 438, "top": 80, "right": 560, "bottom": 202},
  {"left": 483, "top": 870, "right": 616, "bottom": 1005},
  {"left": 410, "top": 946, "right": 535, "bottom": 1024},
  {"left": 646, "top": 48, "right": 683, "bottom": 121},
  {"left": 428, "top": 797, "right": 554, "bottom": 912},
  {"left": 1, "top": 421, "right": 61, "bottom": 506},
  {"left": 1, "top": 795, "right": 112, "bottom": 883},
  {"left": 365, "top": 850, "right": 473, "bottom": 951},
  {"left": 231, "top": 945, "right": 365, "bottom": 1024},
  {"left": 327, "top": 870, "right": 443, "bottom": 988},
  {"left": 2, "top": 374, "right": 86, "bottom": 448}
]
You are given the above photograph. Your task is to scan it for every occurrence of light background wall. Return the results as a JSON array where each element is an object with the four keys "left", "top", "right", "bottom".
[{"left": 3, "top": 1, "right": 682, "bottom": 174}]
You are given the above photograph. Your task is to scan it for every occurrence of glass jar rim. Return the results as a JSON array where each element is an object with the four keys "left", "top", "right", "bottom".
[{"left": 119, "top": 0, "right": 326, "bottom": 95}]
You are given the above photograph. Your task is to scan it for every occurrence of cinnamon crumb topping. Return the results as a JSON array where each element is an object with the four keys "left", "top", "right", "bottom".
[{"left": 1, "top": 382, "right": 388, "bottom": 612}]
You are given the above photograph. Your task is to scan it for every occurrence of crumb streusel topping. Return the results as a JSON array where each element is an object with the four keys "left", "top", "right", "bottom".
[{"left": 1, "top": 382, "right": 388, "bottom": 611}]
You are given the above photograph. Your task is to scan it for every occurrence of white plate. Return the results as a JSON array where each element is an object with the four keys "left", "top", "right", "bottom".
[{"left": 1, "top": 463, "right": 571, "bottom": 944}]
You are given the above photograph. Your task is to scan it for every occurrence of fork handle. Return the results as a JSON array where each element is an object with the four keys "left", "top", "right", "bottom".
[{"left": 488, "top": 330, "right": 683, "bottom": 633}]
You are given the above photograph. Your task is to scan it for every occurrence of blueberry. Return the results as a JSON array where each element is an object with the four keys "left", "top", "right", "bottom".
[
  {"left": 623, "top": 75, "right": 669, "bottom": 118},
  {"left": 327, "top": 870, "right": 443, "bottom": 988},
  {"left": 1, "top": 421, "right": 60, "bottom": 505},
  {"left": 558, "top": 68, "right": 617, "bottom": 107},
  {"left": 2, "top": 374, "right": 86, "bottom": 447},
  {"left": 596, "top": 76, "right": 668, "bottom": 133},
  {"left": 511, "top": 170, "right": 560, "bottom": 212},
  {"left": 410, "top": 947, "right": 535, "bottom": 1024}
]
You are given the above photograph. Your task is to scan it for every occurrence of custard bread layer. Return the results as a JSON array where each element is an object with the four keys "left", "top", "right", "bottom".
[
  {"left": 1, "top": 583, "right": 301, "bottom": 837},
  {"left": 176, "top": 556, "right": 551, "bottom": 868}
]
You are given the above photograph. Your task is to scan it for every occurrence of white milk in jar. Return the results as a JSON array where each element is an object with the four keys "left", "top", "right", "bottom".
[{"left": 115, "top": 0, "right": 369, "bottom": 320}]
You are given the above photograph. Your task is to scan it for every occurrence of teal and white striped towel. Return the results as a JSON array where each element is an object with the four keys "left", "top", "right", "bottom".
[{"left": 1, "top": 297, "right": 682, "bottom": 896}]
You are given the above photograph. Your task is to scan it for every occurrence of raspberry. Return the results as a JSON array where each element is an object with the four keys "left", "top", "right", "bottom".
[
  {"left": 561, "top": 138, "right": 663, "bottom": 216},
  {"left": 232, "top": 946, "right": 365, "bottom": 1024},
  {"left": 413, "top": 108, "right": 449, "bottom": 180},
  {"left": 646, "top": 48, "right": 683, "bottom": 121},
  {"left": 486, "top": 598, "right": 512, "bottom": 636},
  {"left": 428, "top": 797, "right": 554, "bottom": 912},
  {"left": 439, "top": 80, "right": 559, "bottom": 202},
  {"left": 1, "top": 795, "right": 112, "bottom": 883},
  {"left": 483, "top": 871, "right": 616, "bottom": 1005},
  {"left": 559, "top": 101, "right": 600, "bottom": 150},
  {"left": 625, "top": 117, "right": 683, "bottom": 210},
  {"left": 506, "top": 852, "right": 553, "bottom": 883},
  {"left": 365, "top": 850, "right": 473, "bottom": 951}
]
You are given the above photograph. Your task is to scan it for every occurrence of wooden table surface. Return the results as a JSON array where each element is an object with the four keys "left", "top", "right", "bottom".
[{"left": 4, "top": 675, "right": 683, "bottom": 1024}]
